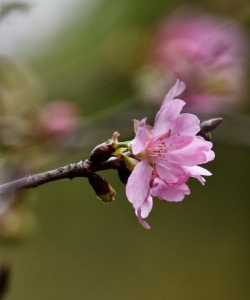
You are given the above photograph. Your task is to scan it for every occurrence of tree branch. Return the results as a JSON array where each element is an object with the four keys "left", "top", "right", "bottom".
[
  {"left": 0, "top": 117, "right": 222, "bottom": 197},
  {"left": 0, "top": 158, "right": 126, "bottom": 196}
]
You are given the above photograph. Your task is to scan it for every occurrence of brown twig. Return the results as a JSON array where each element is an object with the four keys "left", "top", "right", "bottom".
[{"left": 0, "top": 158, "right": 125, "bottom": 196}]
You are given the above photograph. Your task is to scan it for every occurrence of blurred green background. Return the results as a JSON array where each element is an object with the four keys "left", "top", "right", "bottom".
[{"left": 1, "top": 0, "right": 250, "bottom": 299}]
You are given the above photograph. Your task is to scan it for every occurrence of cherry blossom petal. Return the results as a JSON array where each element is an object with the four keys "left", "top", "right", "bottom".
[
  {"left": 153, "top": 99, "right": 185, "bottom": 136},
  {"left": 183, "top": 165, "right": 212, "bottom": 185},
  {"left": 164, "top": 135, "right": 194, "bottom": 150},
  {"left": 140, "top": 194, "right": 153, "bottom": 218},
  {"left": 136, "top": 208, "right": 151, "bottom": 229},
  {"left": 193, "top": 137, "right": 214, "bottom": 162},
  {"left": 166, "top": 137, "right": 213, "bottom": 166},
  {"left": 126, "top": 160, "right": 152, "bottom": 208},
  {"left": 205, "top": 150, "right": 215, "bottom": 162},
  {"left": 132, "top": 118, "right": 147, "bottom": 155},
  {"left": 166, "top": 149, "right": 206, "bottom": 166},
  {"left": 155, "top": 161, "right": 186, "bottom": 183},
  {"left": 152, "top": 177, "right": 190, "bottom": 201},
  {"left": 133, "top": 119, "right": 140, "bottom": 133},
  {"left": 161, "top": 79, "right": 186, "bottom": 107},
  {"left": 172, "top": 113, "right": 200, "bottom": 136}
]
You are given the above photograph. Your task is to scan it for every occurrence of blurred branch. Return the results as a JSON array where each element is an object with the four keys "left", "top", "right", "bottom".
[
  {"left": 0, "top": 264, "right": 10, "bottom": 300},
  {"left": 0, "top": 2, "right": 30, "bottom": 22}
]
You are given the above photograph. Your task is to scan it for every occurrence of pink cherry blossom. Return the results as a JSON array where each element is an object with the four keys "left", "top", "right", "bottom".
[
  {"left": 151, "top": 10, "right": 248, "bottom": 113},
  {"left": 126, "top": 80, "right": 214, "bottom": 228},
  {"left": 34, "top": 100, "right": 79, "bottom": 139}
]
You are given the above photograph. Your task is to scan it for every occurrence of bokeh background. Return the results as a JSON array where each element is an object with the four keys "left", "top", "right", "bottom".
[{"left": 1, "top": 0, "right": 250, "bottom": 299}]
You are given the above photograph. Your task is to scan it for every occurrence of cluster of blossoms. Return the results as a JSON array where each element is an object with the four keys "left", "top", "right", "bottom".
[
  {"left": 89, "top": 81, "right": 215, "bottom": 229},
  {"left": 139, "top": 9, "right": 248, "bottom": 113}
]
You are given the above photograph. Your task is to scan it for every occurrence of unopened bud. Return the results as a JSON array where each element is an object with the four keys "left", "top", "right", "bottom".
[
  {"left": 198, "top": 118, "right": 223, "bottom": 141},
  {"left": 118, "top": 156, "right": 138, "bottom": 184},
  {"left": 118, "top": 167, "right": 131, "bottom": 184},
  {"left": 123, "top": 156, "right": 138, "bottom": 172},
  {"left": 202, "top": 132, "right": 212, "bottom": 141},
  {"left": 89, "top": 142, "right": 116, "bottom": 164},
  {"left": 88, "top": 173, "right": 115, "bottom": 203},
  {"left": 200, "top": 118, "right": 223, "bottom": 133}
]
